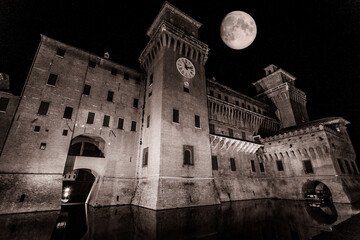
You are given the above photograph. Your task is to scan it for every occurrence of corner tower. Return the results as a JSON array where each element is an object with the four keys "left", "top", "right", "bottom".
[
  {"left": 253, "top": 64, "right": 309, "bottom": 128},
  {"left": 134, "top": 2, "right": 220, "bottom": 209}
]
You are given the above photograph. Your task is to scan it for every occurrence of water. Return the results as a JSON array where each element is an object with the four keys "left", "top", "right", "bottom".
[{"left": 1, "top": 200, "right": 360, "bottom": 240}]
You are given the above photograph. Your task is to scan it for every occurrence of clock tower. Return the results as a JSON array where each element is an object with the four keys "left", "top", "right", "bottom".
[{"left": 134, "top": 2, "right": 220, "bottom": 209}]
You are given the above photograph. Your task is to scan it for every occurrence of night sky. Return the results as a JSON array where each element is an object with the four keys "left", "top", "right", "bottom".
[{"left": 1, "top": 0, "right": 360, "bottom": 158}]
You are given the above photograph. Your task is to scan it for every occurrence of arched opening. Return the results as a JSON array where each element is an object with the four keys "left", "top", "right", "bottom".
[
  {"left": 68, "top": 135, "right": 105, "bottom": 158},
  {"left": 61, "top": 169, "right": 96, "bottom": 204}
]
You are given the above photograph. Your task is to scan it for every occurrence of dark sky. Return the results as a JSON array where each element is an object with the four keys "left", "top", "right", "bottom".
[{"left": 1, "top": 0, "right": 360, "bottom": 156}]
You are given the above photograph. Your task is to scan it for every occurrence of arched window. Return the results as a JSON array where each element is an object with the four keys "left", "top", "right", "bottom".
[{"left": 183, "top": 145, "right": 194, "bottom": 165}]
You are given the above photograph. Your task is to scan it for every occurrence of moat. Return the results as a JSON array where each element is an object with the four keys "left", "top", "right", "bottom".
[{"left": 2, "top": 199, "right": 360, "bottom": 240}]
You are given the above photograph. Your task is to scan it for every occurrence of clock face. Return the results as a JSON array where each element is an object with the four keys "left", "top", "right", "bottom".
[{"left": 176, "top": 58, "right": 195, "bottom": 79}]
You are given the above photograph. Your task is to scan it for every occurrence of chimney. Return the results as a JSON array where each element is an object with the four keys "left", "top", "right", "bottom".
[{"left": 264, "top": 64, "right": 278, "bottom": 76}]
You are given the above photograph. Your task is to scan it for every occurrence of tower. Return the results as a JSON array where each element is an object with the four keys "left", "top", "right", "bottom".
[
  {"left": 253, "top": 64, "right": 309, "bottom": 128},
  {"left": 133, "top": 2, "right": 220, "bottom": 209}
]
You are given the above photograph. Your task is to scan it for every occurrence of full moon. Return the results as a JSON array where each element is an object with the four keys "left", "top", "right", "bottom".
[{"left": 220, "top": 11, "right": 257, "bottom": 50}]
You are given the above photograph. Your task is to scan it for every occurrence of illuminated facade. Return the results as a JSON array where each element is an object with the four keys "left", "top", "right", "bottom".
[{"left": 0, "top": 2, "right": 359, "bottom": 214}]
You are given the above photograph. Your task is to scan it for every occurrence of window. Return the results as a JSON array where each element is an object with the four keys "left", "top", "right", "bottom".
[
  {"left": 63, "top": 107, "right": 73, "bottom": 119},
  {"left": 142, "top": 147, "right": 148, "bottom": 166},
  {"left": 209, "top": 124, "right": 215, "bottom": 134},
  {"left": 345, "top": 160, "right": 352, "bottom": 174},
  {"left": 131, "top": 121, "right": 136, "bottom": 131},
  {"left": 103, "top": 115, "right": 110, "bottom": 127},
  {"left": 225, "top": 96, "right": 228, "bottom": 102},
  {"left": 209, "top": 90, "right": 214, "bottom": 96},
  {"left": 83, "top": 84, "right": 91, "bottom": 95},
  {"left": 337, "top": 159, "right": 345, "bottom": 174},
  {"left": 253, "top": 107, "right": 256, "bottom": 112},
  {"left": 212, "top": 156, "right": 218, "bottom": 170},
  {"left": 259, "top": 162, "right": 265, "bottom": 172},
  {"left": 40, "top": 143, "right": 47, "bottom": 150},
  {"left": 251, "top": 160, "right": 256, "bottom": 172},
  {"left": 87, "top": 112, "right": 95, "bottom": 124},
  {"left": 37, "top": 101, "right": 50, "bottom": 115},
  {"left": 230, "top": 158, "right": 236, "bottom": 171},
  {"left": 217, "top": 93, "right": 221, "bottom": 99},
  {"left": 147, "top": 115, "right": 150, "bottom": 128},
  {"left": 56, "top": 48, "right": 66, "bottom": 57},
  {"left": 47, "top": 73, "right": 58, "bottom": 86},
  {"left": 118, "top": 118, "right": 124, "bottom": 129},
  {"left": 0, "top": 97, "right": 9, "bottom": 112},
  {"left": 124, "top": 72, "right": 129, "bottom": 80},
  {"left": 173, "top": 109, "right": 179, "bottom": 123},
  {"left": 247, "top": 105, "right": 251, "bottom": 110},
  {"left": 183, "top": 145, "right": 194, "bottom": 165},
  {"left": 235, "top": 100, "right": 239, "bottom": 106},
  {"left": 107, "top": 91, "right": 114, "bottom": 102},
  {"left": 351, "top": 162, "right": 358, "bottom": 175},
  {"left": 241, "top": 132, "right": 246, "bottom": 140},
  {"left": 62, "top": 129, "right": 68, "bottom": 136},
  {"left": 88, "top": 60, "right": 96, "bottom": 68},
  {"left": 133, "top": 98, "right": 139, "bottom": 108},
  {"left": 111, "top": 68, "right": 117, "bottom": 76},
  {"left": 303, "top": 160, "right": 314, "bottom": 174},
  {"left": 195, "top": 115, "right": 200, "bottom": 128},
  {"left": 276, "top": 160, "right": 284, "bottom": 171},
  {"left": 184, "top": 87, "right": 189, "bottom": 93},
  {"left": 241, "top": 103, "right": 245, "bottom": 108},
  {"left": 148, "top": 92, "right": 152, "bottom": 97},
  {"left": 34, "top": 126, "right": 40, "bottom": 132},
  {"left": 228, "top": 128, "right": 233, "bottom": 138},
  {"left": 149, "top": 74, "right": 153, "bottom": 85}
]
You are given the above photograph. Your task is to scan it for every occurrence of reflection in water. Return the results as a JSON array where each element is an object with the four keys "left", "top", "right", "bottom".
[{"left": 1, "top": 200, "right": 360, "bottom": 240}]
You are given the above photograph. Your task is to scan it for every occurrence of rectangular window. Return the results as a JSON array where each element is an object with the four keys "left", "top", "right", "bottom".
[
  {"left": 230, "top": 158, "right": 236, "bottom": 171},
  {"left": 0, "top": 97, "right": 10, "bottom": 112},
  {"left": 345, "top": 160, "right": 352, "bottom": 174},
  {"left": 62, "top": 129, "right": 68, "bottom": 136},
  {"left": 259, "top": 162, "right": 265, "bottom": 172},
  {"left": 124, "top": 72, "right": 129, "bottom": 80},
  {"left": 142, "top": 147, "right": 148, "bottom": 166},
  {"left": 83, "top": 84, "right": 91, "bottom": 95},
  {"left": 209, "top": 90, "right": 214, "bottom": 96},
  {"left": 303, "top": 160, "right": 314, "bottom": 174},
  {"left": 34, "top": 126, "right": 40, "bottom": 132},
  {"left": 184, "top": 87, "right": 189, "bottom": 93},
  {"left": 195, "top": 115, "right": 200, "bottom": 128},
  {"left": 276, "top": 160, "right": 284, "bottom": 171},
  {"left": 88, "top": 60, "right": 96, "bottom": 68},
  {"left": 212, "top": 156, "right": 218, "bottom": 170},
  {"left": 225, "top": 96, "right": 228, "bottom": 102},
  {"left": 183, "top": 145, "right": 194, "bottom": 165},
  {"left": 337, "top": 159, "right": 345, "bottom": 174},
  {"left": 217, "top": 93, "right": 221, "bottom": 100},
  {"left": 147, "top": 115, "right": 150, "bottom": 128},
  {"left": 118, "top": 118, "right": 124, "bottom": 129},
  {"left": 241, "top": 103, "right": 245, "bottom": 108},
  {"left": 241, "top": 132, "right": 246, "bottom": 140},
  {"left": 56, "top": 48, "right": 66, "bottom": 57},
  {"left": 63, "top": 106, "right": 73, "bottom": 119},
  {"left": 235, "top": 100, "right": 239, "bottom": 106},
  {"left": 111, "top": 68, "right": 117, "bottom": 76},
  {"left": 251, "top": 160, "right": 256, "bottom": 172},
  {"left": 149, "top": 74, "right": 153, "bottom": 85},
  {"left": 87, "top": 112, "right": 95, "bottom": 124},
  {"left": 133, "top": 98, "right": 139, "bottom": 108},
  {"left": 37, "top": 101, "right": 50, "bottom": 115},
  {"left": 103, "top": 115, "right": 110, "bottom": 127},
  {"left": 47, "top": 73, "right": 58, "bottom": 86},
  {"left": 131, "top": 121, "right": 136, "bottom": 131},
  {"left": 107, "top": 91, "right": 114, "bottom": 102},
  {"left": 351, "top": 162, "right": 358, "bottom": 175},
  {"left": 228, "top": 128, "right": 233, "bottom": 138},
  {"left": 209, "top": 124, "right": 215, "bottom": 134},
  {"left": 40, "top": 142, "right": 47, "bottom": 150},
  {"left": 173, "top": 109, "right": 179, "bottom": 123}
]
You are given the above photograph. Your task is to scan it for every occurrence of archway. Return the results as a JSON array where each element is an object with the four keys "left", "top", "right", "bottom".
[
  {"left": 61, "top": 169, "right": 96, "bottom": 204},
  {"left": 302, "top": 180, "right": 332, "bottom": 203},
  {"left": 68, "top": 135, "right": 105, "bottom": 158}
]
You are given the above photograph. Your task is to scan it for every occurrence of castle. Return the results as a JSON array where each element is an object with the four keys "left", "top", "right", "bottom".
[{"left": 0, "top": 2, "right": 359, "bottom": 214}]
